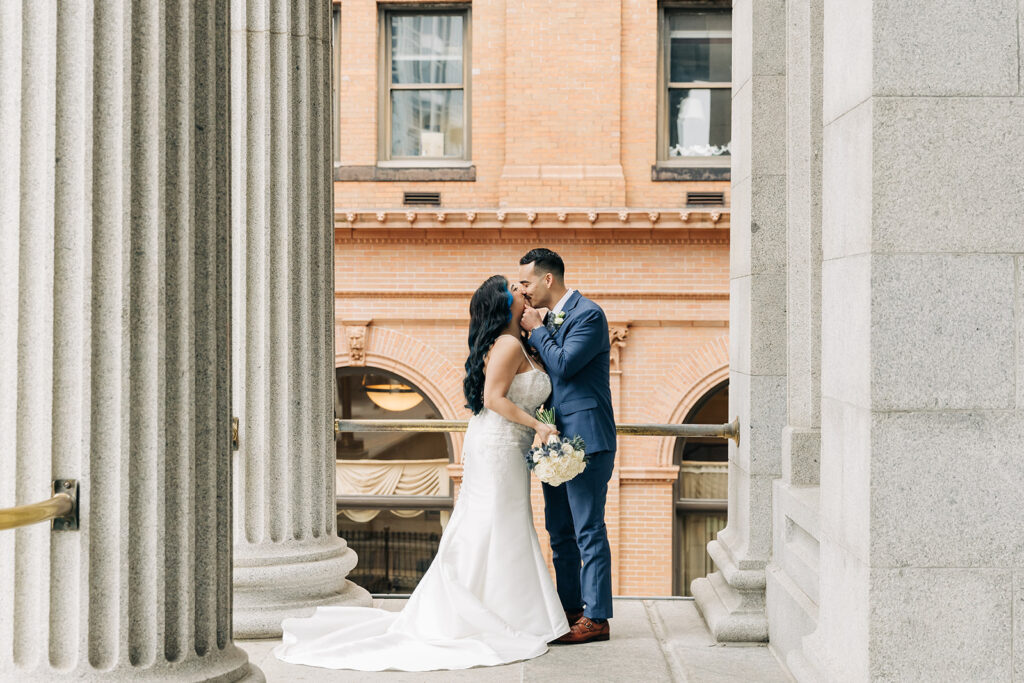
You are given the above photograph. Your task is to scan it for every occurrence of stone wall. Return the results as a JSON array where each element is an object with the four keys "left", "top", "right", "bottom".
[{"left": 723, "top": 1, "right": 1024, "bottom": 680}]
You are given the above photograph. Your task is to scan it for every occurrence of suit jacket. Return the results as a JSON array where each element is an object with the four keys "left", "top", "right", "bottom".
[{"left": 528, "top": 291, "right": 617, "bottom": 454}]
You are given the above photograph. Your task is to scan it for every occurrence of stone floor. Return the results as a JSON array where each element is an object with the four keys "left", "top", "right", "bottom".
[{"left": 238, "top": 598, "right": 792, "bottom": 682}]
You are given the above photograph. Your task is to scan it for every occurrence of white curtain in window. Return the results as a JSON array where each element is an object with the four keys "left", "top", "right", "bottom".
[{"left": 336, "top": 458, "right": 450, "bottom": 523}]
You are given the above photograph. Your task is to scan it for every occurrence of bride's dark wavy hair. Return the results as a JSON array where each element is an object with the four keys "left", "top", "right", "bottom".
[{"left": 463, "top": 275, "right": 514, "bottom": 414}]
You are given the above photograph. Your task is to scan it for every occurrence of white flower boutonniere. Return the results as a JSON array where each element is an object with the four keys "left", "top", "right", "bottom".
[{"left": 552, "top": 311, "right": 567, "bottom": 330}]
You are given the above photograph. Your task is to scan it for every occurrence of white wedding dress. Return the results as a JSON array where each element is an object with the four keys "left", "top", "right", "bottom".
[{"left": 274, "top": 344, "right": 569, "bottom": 671}]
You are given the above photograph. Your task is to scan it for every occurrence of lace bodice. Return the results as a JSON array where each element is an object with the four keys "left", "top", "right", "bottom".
[
  {"left": 461, "top": 339, "right": 552, "bottom": 487},
  {"left": 467, "top": 369, "right": 551, "bottom": 443}
]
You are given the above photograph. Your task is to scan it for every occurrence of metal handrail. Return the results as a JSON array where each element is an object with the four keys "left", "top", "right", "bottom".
[
  {"left": 0, "top": 480, "right": 79, "bottom": 532},
  {"left": 336, "top": 416, "right": 740, "bottom": 445},
  {"left": 337, "top": 494, "right": 454, "bottom": 510}
]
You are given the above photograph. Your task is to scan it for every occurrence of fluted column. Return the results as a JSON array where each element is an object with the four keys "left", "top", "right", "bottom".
[
  {"left": 230, "top": 0, "right": 370, "bottom": 638},
  {"left": 0, "top": 1, "right": 259, "bottom": 680}
]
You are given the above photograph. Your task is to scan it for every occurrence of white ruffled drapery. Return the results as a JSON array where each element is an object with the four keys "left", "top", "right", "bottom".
[{"left": 336, "top": 459, "right": 450, "bottom": 523}]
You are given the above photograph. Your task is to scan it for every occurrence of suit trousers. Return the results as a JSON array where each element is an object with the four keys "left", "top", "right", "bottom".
[{"left": 541, "top": 449, "right": 615, "bottom": 620}]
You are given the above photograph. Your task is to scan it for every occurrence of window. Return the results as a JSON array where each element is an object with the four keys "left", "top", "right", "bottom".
[
  {"left": 659, "top": 6, "right": 731, "bottom": 166},
  {"left": 380, "top": 9, "right": 470, "bottom": 162},
  {"left": 335, "top": 367, "right": 454, "bottom": 593},
  {"left": 671, "top": 380, "right": 729, "bottom": 596}
]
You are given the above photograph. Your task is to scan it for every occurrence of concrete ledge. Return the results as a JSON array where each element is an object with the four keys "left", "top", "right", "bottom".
[
  {"left": 652, "top": 164, "right": 731, "bottom": 181},
  {"left": 334, "top": 164, "right": 477, "bottom": 182},
  {"left": 766, "top": 562, "right": 818, "bottom": 666},
  {"left": 787, "top": 648, "right": 827, "bottom": 683}
]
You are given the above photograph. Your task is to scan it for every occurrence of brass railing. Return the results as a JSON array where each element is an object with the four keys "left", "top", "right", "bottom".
[
  {"left": 336, "top": 417, "right": 740, "bottom": 444},
  {"left": 0, "top": 479, "right": 79, "bottom": 532}
]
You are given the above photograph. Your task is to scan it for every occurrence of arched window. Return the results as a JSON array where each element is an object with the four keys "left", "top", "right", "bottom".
[
  {"left": 672, "top": 380, "right": 728, "bottom": 596},
  {"left": 335, "top": 366, "right": 454, "bottom": 594}
]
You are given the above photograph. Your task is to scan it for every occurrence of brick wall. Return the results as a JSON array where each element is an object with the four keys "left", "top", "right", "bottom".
[{"left": 332, "top": 0, "right": 732, "bottom": 596}]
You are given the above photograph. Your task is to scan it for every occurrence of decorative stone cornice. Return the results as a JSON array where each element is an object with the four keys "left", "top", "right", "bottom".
[
  {"left": 335, "top": 208, "right": 730, "bottom": 232},
  {"left": 335, "top": 290, "right": 729, "bottom": 301},
  {"left": 337, "top": 233, "right": 730, "bottom": 246}
]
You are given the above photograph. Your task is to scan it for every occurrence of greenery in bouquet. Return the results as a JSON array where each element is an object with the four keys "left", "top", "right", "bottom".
[{"left": 526, "top": 408, "right": 589, "bottom": 487}]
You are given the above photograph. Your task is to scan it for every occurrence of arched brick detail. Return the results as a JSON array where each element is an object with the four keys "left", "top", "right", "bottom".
[
  {"left": 336, "top": 325, "right": 469, "bottom": 462},
  {"left": 643, "top": 334, "right": 730, "bottom": 466}
]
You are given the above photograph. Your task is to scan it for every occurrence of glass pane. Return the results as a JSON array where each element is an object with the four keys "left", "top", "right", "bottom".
[
  {"left": 668, "top": 11, "right": 731, "bottom": 83},
  {"left": 391, "top": 14, "right": 464, "bottom": 85},
  {"left": 391, "top": 89, "right": 465, "bottom": 158},
  {"left": 668, "top": 88, "right": 731, "bottom": 157}
]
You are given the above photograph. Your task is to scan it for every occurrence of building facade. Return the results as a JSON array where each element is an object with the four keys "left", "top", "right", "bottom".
[{"left": 330, "top": 0, "right": 733, "bottom": 596}]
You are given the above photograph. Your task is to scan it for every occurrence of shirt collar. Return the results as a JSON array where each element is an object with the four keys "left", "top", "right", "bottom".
[{"left": 552, "top": 289, "right": 575, "bottom": 314}]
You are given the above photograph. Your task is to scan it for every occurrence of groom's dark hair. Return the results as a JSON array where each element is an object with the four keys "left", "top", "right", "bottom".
[{"left": 519, "top": 248, "right": 564, "bottom": 281}]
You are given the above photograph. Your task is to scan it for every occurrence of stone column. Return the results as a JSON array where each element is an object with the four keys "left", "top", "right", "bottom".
[
  {"left": 0, "top": 1, "right": 258, "bottom": 679},
  {"left": 691, "top": 0, "right": 787, "bottom": 642},
  {"left": 765, "top": 0, "right": 824, "bottom": 665},
  {"left": 230, "top": 0, "right": 370, "bottom": 638},
  {"left": 797, "top": 2, "right": 1024, "bottom": 680}
]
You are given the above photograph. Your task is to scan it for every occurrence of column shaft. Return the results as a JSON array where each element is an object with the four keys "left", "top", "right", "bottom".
[
  {"left": 766, "top": 0, "right": 824, "bottom": 667},
  {"left": 0, "top": 1, "right": 258, "bottom": 679},
  {"left": 230, "top": 0, "right": 369, "bottom": 638},
  {"left": 691, "top": 0, "right": 787, "bottom": 643}
]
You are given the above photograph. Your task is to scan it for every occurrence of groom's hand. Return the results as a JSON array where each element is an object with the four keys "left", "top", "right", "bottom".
[{"left": 521, "top": 305, "right": 545, "bottom": 332}]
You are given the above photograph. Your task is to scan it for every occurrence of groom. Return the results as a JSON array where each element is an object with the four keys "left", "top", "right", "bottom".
[{"left": 518, "top": 248, "right": 616, "bottom": 644}]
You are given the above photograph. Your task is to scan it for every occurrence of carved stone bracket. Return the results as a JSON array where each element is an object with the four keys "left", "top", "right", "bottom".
[
  {"left": 344, "top": 322, "right": 369, "bottom": 366},
  {"left": 609, "top": 325, "right": 630, "bottom": 372}
]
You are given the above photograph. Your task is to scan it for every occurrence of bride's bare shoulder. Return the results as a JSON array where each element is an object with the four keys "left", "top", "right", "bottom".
[{"left": 484, "top": 334, "right": 519, "bottom": 361}]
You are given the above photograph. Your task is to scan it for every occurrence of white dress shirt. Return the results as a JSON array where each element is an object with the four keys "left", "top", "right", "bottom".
[{"left": 552, "top": 288, "right": 575, "bottom": 314}]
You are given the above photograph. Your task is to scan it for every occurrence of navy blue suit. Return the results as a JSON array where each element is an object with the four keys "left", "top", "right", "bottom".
[{"left": 528, "top": 291, "right": 616, "bottom": 620}]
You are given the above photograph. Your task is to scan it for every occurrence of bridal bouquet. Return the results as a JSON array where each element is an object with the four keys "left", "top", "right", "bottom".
[{"left": 526, "top": 408, "right": 588, "bottom": 486}]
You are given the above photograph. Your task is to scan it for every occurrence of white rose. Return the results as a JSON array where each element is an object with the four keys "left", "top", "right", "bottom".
[
  {"left": 561, "top": 442, "right": 574, "bottom": 455},
  {"left": 557, "top": 460, "right": 574, "bottom": 479},
  {"left": 547, "top": 434, "right": 560, "bottom": 446},
  {"left": 532, "top": 451, "right": 542, "bottom": 463},
  {"left": 535, "top": 460, "right": 553, "bottom": 479},
  {"left": 574, "top": 449, "right": 585, "bottom": 460}
]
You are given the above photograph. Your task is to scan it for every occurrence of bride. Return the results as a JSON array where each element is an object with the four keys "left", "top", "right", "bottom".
[{"left": 274, "top": 275, "right": 570, "bottom": 671}]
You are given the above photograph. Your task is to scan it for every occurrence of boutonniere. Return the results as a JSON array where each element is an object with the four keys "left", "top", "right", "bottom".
[{"left": 553, "top": 311, "right": 567, "bottom": 330}]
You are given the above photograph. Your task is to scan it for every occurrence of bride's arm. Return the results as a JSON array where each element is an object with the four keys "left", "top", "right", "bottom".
[{"left": 483, "top": 337, "right": 559, "bottom": 442}]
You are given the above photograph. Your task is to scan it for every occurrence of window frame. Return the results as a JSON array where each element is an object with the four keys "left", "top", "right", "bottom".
[
  {"left": 657, "top": 2, "right": 732, "bottom": 168},
  {"left": 377, "top": 5, "right": 472, "bottom": 165}
]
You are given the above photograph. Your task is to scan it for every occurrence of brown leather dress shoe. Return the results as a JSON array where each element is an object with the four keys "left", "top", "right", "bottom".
[
  {"left": 554, "top": 616, "right": 610, "bottom": 644},
  {"left": 564, "top": 609, "right": 584, "bottom": 625}
]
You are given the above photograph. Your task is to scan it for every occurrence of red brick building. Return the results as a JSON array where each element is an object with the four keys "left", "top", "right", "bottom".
[{"left": 331, "top": 0, "right": 731, "bottom": 596}]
